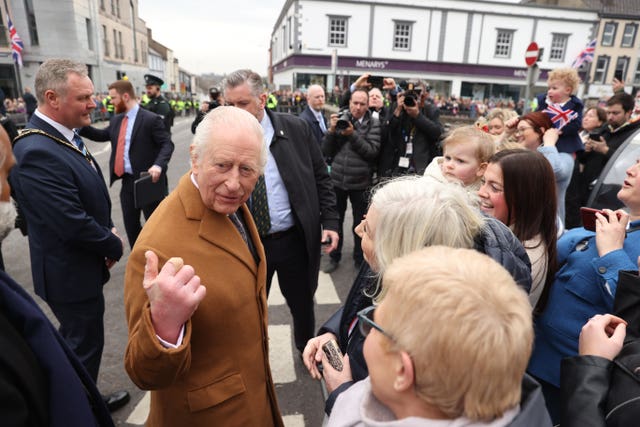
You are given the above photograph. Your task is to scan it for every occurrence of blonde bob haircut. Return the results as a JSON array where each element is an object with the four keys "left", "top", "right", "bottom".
[
  {"left": 191, "top": 106, "right": 267, "bottom": 173},
  {"left": 442, "top": 125, "right": 496, "bottom": 164},
  {"left": 370, "top": 176, "right": 484, "bottom": 279},
  {"left": 381, "top": 246, "right": 533, "bottom": 421}
]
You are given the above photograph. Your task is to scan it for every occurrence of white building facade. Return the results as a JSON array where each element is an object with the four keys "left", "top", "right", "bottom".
[{"left": 270, "top": 0, "right": 597, "bottom": 100}]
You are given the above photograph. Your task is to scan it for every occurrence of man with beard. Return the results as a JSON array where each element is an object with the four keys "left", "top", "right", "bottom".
[
  {"left": 0, "top": 125, "right": 115, "bottom": 426},
  {"left": 9, "top": 59, "right": 128, "bottom": 411},
  {"left": 80, "top": 79, "right": 174, "bottom": 247}
]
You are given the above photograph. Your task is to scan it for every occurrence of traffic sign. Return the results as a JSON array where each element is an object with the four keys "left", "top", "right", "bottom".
[{"left": 525, "top": 42, "right": 539, "bottom": 67}]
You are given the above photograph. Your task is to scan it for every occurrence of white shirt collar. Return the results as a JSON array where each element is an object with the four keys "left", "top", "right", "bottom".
[{"left": 34, "top": 109, "right": 76, "bottom": 143}]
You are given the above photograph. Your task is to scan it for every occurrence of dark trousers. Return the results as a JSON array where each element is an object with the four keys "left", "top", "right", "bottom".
[
  {"left": 48, "top": 294, "right": 105, "bottom": 383},
  {"left": 263, "top": 228, "right": 315, "bottom": 352},
  {"left": 120, "top": 174, "right": 166, "bottom": 248},
  {"left": 330, "top": 187, "right": 368, "bottom": 264}
]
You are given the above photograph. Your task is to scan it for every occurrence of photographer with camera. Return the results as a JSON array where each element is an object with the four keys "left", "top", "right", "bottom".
[
  {"left": 322, "top": 88, "right": 381, "bottom": 273},
  {"left": 190, "top": 87, "right": 221, "bottom": 134},
  {"left": 379, "top": 80, "right": 443, "bottom": 177}
]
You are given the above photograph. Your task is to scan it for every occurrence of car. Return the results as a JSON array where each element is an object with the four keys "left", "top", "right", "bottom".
[{"left": 587, "top": 127, "right": 640, "bottom": 210}]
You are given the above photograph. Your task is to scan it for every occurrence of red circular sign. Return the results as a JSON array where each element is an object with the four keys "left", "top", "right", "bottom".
[{"left": 525, "top": 42, "right": 540, "bottom": 67}]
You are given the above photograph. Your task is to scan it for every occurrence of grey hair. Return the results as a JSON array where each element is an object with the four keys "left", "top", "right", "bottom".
[
  {"left": 371, "top": 176, "right": 484, "bottom": 278},
  {"left": 35, "top": 59, "right": 88, "bottom": 104},
  {"left": 191, "top": 106, "right": 267, "bottom": 173},
  {"left": 222, "top": 69, "right": 264, "bottom": 98}
]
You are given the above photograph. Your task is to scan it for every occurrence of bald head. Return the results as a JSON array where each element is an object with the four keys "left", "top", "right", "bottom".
[{"left": 307, "top": 85, "right": 325, "bottom": 112}]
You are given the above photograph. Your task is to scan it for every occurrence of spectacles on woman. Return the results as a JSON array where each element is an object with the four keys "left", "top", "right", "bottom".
[
  {"left": 515, "top": 125, "right": 534, "bottom": 135},
  {"left": 357, "top": 306, "right": 394, "bottom": 339}
]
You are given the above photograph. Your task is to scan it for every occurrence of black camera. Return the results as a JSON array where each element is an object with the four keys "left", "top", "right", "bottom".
[
  {"left": 399, "top": 81, "right": 423, "bottom": 107},
  {"left": 336, "top": 109, "right": 352, "bottom": 132}
]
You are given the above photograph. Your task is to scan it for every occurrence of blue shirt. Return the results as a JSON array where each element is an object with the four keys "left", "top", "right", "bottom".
[
  {"left": 528, "top": 220, "right": 640, "bottom": 387},
  {"left": 122, "top": 104, "right": 139, "bottom": 175},
  {"left": 259, "top": 112, "right": 294, "bottom": 233}
]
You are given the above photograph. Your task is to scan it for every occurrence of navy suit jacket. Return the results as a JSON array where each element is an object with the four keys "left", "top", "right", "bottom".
[
  {"left": 299, "top": 105, "right": 326, "bottom": 147},
  {"left": 9, "top": 114, "right": 123, "bottom": 303},
  {"left": 0, "top": 270, "right": 114, "bottom": 426},
  {"left": 80, "top": 106, "right": 174, "bottom": 186}
]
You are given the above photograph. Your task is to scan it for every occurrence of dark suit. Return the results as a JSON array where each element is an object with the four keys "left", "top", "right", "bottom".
[
  {"left": 0, "top": 270, "right": 114, "bottom": 427},
  {"left": 80, "top": 106, "right": 174, "bottom": 247},
  {"left": 9, "top": 113, "right": 123, "bottom": 381},
  {"left": 299, "top": 105, "right": 327, "bottom": 146},
  {"left": 259, "top": 109, "right": 339, "bottom": 351}
]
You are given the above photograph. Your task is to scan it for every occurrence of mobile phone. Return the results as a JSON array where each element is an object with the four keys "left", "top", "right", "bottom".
[
  {"left": 614, "top": 69, "right": 624, "bottom": 82},
  {"left": 588, "top": 131, "right": 602, "bottom": 141},
  {"left": 367, "top": 75, "right": 384, "bottom": 89},
  {"left": 580, "top": 207, "right": 622, "bottom": 231},
  {"left": 321, "top": 339, "right": 344, "bottom": 371},
  {"left": 321, "top": 237, "right": 332, "bottom": 246}
]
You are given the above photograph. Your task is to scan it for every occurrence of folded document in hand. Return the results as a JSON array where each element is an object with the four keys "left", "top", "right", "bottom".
[{"left": 134, "top": 173, "right": 165, "bottom": 209}]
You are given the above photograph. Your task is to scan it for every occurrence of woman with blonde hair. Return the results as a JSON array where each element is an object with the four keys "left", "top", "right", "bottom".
[{"left": 302, "top": 176, "right": 531, "bottom": 414}]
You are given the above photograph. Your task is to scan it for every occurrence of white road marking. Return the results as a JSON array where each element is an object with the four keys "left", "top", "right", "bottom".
[
  {"left": 269, "top": 324, "right": 296, "bottom": 383},
  {"left": 283, "top": 414, "right": 305, "bottom": 427},
  {"left": 126, "top": 391, "right": 149, "bottom": 425},
  {"left": 268, "top": 271, "right": 340, "bottom": 306}
]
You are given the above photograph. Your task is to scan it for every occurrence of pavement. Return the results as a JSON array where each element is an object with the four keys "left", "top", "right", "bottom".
[{"left": 3, "top": 114, "right": 361, "bottom": 427}]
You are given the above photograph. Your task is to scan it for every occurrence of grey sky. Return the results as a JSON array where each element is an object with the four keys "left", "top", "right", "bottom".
[{"left": 138, "top": 0, "right": 286, "bottom": 75}]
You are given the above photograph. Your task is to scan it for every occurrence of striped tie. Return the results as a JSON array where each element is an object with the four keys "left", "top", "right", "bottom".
[{"left": 250, "top": 175, "right": 271, "bottom": 237}]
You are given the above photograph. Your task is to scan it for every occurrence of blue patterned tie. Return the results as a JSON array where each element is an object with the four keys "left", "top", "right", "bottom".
[
  {"left": 73, "top": 132, "right": 88, "bottom": 156},
  {"left": 250, "top": 175, "right": 271, "bottom": 237}
]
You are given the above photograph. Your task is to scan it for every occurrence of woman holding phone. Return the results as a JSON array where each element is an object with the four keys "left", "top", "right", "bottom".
[
  {"left": 302, "top": 176, "right": 531, "bottom": 415},
  {"left": 527, "top": 159, "right": 640, "bottom": 424}
]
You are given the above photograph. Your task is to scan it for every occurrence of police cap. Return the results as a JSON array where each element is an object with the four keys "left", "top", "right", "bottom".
[
  {"left": 144, "top": 74, "right": 164, "bottom": 87},
  {"left": 209, "top": 87, "right": 220, "bottom": 96}
]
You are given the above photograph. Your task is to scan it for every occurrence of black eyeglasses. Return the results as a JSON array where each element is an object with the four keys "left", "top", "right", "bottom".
[{"left": 357, "top": 306, "right": 393, "bottom": 339}]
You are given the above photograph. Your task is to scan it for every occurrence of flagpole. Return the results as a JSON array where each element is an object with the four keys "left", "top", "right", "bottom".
[{"left": 3, "top": 0, "right": 23, "bottom": 97}]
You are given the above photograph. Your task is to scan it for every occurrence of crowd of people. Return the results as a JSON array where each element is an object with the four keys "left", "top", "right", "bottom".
[{"left": 3, "top": 57, "right": 640, "bottom": 427}]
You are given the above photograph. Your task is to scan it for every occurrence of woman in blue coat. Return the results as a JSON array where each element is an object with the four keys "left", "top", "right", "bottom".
[{"left": 528, "top": 159, "right": 640, "bottom": 423}]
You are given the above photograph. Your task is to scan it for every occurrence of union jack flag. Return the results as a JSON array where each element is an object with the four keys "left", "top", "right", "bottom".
[
  {"left": 571, "top": 39, "right": 596, "bottom": 69},
  {"left": 8, "top": 16, "right": 23, "bottom": 67},
  {"left": 543, "top": 103, "right": 578, "bottom": 130}
]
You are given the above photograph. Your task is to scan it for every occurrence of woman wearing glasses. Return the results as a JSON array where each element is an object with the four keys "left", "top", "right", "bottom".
[
  {"left": 513, "top": 111, "right": 574, "bottom": 229},
  {"left": 302, "top": 176, "right": 531, "bottom": 414},
  {"left": 326, "top": 247, "right": 550, "bottom": 426}
]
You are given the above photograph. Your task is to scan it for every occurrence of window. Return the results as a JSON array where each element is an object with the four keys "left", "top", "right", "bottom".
[
  {"left": 593, "top": 55, "right": 610, "bottom": 84},
  {"left": 328, "top": 16, "right": 348, "bottom": 47},
  {"left": 602, "top": 22, "right": 617, "bottom": 47},
  {"left": 494, "top": 29, "right": 514, "bottom": 58},
  {"left": 141, "top": 41, "right": 147, "bottom": 64},
  {"left": 113, "top": 28, "right": 118, "bottom": 58},
  {"left": 634, "top": 60, "right": 640, "bottom": 85},
  {"left": 287, "top": 16, "right": 293, "bottom": 49},
  {"left": 393, "top": 21, "right": 413, "bottom": 51},
  {"left": 615, "top": 56, "right": 629, "bottom": 81},
  {"left": 103, "top": 25, "right": 109, "bottom": 56},
  {"left": 24, "top": 0, "right": 39, "bottom": 46},
  {"left": 100, "top": 0, "right": 105, "bottom": 10},
  {"left": 0, "top": 14, "right": 8, "bottom": 47},
  {"left": 549, "top": 33, "right": 569, "bottom": 62},
  {"left": 622, "top": 23, "right": 638, "bottom": 48},
  {"left": 115, "top": 0, "right": 120, "bottom": 18},
  {"left": 118, "top": 31, "right": 123, "bottom": 59},
  {"left": 110, "top": 0, "right": 116, "bottom": 15},
  {"left": 86, "top": 18, "right": 93, "bottom": 51}
]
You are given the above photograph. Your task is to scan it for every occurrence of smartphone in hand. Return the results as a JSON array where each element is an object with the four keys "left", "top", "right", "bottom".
[
  {"left": 580, "top": 207, "right": 621, "bottom": 231},
  {"left": 322, "top": 339, "right": 344, "bottom": 371}
]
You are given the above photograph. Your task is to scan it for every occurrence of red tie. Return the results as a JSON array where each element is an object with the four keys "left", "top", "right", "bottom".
[{"left": 114, "top": 115, "right": 128, "bottom": 177}]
